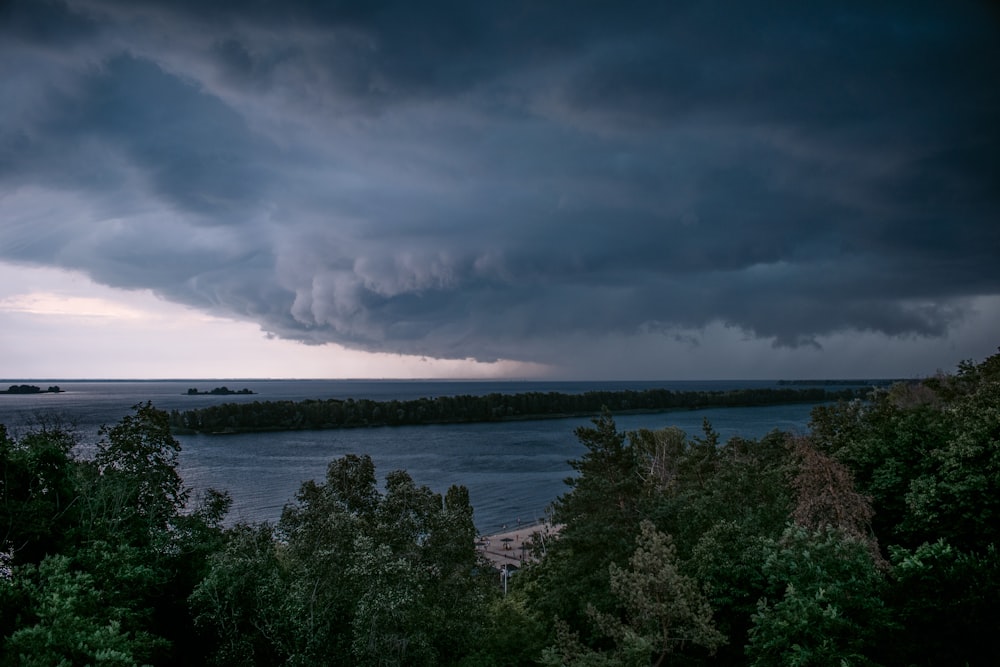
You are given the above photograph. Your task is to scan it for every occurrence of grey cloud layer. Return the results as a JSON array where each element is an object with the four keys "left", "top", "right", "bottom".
[{"left": 1, "top": 0, "right": 998, "bottom": 365}]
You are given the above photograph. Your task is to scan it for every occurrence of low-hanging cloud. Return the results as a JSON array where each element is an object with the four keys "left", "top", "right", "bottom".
[{"left": 1, "top": 0, "right": 998, "bottom": 371}]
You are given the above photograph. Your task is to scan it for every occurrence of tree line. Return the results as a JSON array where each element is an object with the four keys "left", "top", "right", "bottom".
[
  {"left": 2, "top": 350, "right": 998, "bottom": 665},
  {"left": 1, "top": 386, "right": 62, "bottom": 395},
  {"left": 168, "top": 386, "right": 865, "bottom": 434}
]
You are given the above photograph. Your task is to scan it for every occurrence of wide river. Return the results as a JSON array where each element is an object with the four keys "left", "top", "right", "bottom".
[{"left": 0, "top": 379, "right": 829, "bottom": 533}]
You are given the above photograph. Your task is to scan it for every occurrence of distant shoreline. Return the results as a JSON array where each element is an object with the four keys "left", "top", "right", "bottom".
[{"left": 168, "top": 385, "right": 886, "bottom": 435}]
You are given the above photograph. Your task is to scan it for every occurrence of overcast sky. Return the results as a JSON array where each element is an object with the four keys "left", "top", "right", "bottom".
[{"left": 1, "top": 1, "right": 998, "bottom": 380}]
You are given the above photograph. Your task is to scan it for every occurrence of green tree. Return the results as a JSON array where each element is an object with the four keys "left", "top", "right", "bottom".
[
  {"left": 542, "top": 521, "right": 724, "bottom": 666},
  {"left": 4, "top": 554, "right": 167, "bottom": 666},
  {"left": 0, "top": 404, "right": 230, "bottom": 665},
  {"left": 275, "top": 455, "right": 375, "bottom": 664},
  {"left": 804, "top": 350, "right": 1000, "bottom": 665},
  {"left": 808, "top": 360, "right": 1000, "bottom": 552},
  {"left": 191, "top": 454, "right": 492, "bottom": 666},
  {"left": 0, "top": 425, "right": 79, "bottom": 566},
  {"left": 457, "top": 590, "right": 548, "bottom": 667},
  {"left": 527, "top": 411, "right": 646, "bottom": 633},
  {"left": 746, "top": 525, "right": 893, "bottom": 667},
  {"left": 189, "top": 523, "right": 289, "bottom": 666},
  {"left": 86, "top": 402, "right": 187, "bottom": 543},
  {"left": 902, "top": 379, "right": 1000, "bottom": 549},
  {"left": 528, "top": 414, "right": 804, "bottom": 663}
]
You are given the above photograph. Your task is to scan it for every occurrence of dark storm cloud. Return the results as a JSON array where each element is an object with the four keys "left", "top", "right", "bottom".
[
  {"left": 17, "top": 54, "right": 272, "bottom": 219},
  {"left": 1, "top": 0, "right": 998, "bottom": 367}
]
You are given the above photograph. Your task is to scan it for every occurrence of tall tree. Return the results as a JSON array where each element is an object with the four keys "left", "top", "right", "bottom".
[
  {"left": 541, "top": 521, "right": 724, "bottom": 666},
  {"left": 789, "top": 436, "right": 882, "bottom": 565},
  {"left": 526, "top": 411, "right": 646, "bottom": 632},
  {"left": 88, "top": 402, "right": 187, "bottom": 541}
]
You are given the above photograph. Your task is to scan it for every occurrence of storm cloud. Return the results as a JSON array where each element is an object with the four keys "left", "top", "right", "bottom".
[{"left": 2, "top": 0, "right": 998, "bottom": 372}]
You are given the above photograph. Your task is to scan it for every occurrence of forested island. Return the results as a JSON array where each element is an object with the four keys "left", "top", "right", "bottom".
[
  {"left": 2, "top": 350, "right": 999, "bottom": 665},
  {"left": 1, "top": 384, "right": 62, "bottom": 395},
  {"left": 168, "top": 385, "right": 865, "bottom": 434},
  {"left": 776, "top": 378, "right": 900, "bottom": 386},
  {"left": 185, "top": 387, "right": 255, "bottom": 396}
]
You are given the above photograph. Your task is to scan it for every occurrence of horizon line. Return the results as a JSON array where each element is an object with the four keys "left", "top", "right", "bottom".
[{"left": 1, "top": 376, "right": 912, "bottom": 383}]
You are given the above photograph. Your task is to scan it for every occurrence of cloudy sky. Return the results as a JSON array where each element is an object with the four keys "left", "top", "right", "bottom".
[{"left": 1, "top": 1, "right": 998, "bottom": 380}]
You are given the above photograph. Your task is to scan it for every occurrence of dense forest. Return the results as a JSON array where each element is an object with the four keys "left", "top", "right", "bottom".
[
  {"left": 2, "top": 351, "right": 999, "bottom": 665},
  {"left": 167, "top": 386, "right": 869, "bottom": 434}
]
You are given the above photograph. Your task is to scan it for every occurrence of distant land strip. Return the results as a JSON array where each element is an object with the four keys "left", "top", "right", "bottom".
[
  {"left": 185, "top": 386, "right": 256, "bottom": 395},
  {"left": 167, "top": 385, "right": 891, "bottom": 435},
  {"left": 1, "top": 384, "right": 64, "bottom": 395}
]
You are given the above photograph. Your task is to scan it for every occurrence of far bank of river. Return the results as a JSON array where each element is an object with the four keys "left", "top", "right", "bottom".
[{"left": 166, "top": 385, "right": 866, "bottom": 434}]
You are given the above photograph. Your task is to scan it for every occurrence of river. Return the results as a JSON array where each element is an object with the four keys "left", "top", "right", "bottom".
[{"left": 0, "top": 379, "right": 826, "bottom": 533}]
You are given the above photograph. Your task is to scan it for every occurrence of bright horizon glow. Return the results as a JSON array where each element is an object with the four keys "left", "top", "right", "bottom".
[{"left": 0, "top": 262, "right": 551, "bottom": 380}]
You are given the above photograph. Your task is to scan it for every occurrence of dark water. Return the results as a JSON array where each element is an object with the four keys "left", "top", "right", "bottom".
[{"left": 0, "top": 380, "right": 823, "bottom": 533}]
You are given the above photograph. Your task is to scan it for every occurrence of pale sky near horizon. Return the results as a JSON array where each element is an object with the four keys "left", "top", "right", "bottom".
[{"left": 1, "top": 2, "right": 998, "bottom": 380}]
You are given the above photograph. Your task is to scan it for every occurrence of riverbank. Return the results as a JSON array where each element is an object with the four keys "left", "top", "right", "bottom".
[
  {"left": 168, "top": 385, "right": 870, "bottom": 435},
  {"left": 477, "top": 521, "right": 562, "bottom": 570}
]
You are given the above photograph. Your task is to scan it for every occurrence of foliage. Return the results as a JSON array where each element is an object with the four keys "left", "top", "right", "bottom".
[
  {"left": 91, "top": 402, "right": 187, "bottom": 539},
  {"left": 788, "top": 436, "right": 883, "bottom": 567},
  {"left": 656, "top": 428, "right": 794, "bottom": 562},
  {"left": 746, "top": 525, "right": 892, "bottom": 667},
  {"left": 902, "top": 379, "right": 1000, "bottom": 548},
  {"left": 540, "top": 521, "right": 725, "bottom": 667},
  {"left": 456, "top": 590, "right": 548, "bottom": 667},
  {"left": 528, "top": 351, "right": 1000, "bottom": 665},
  {"left": 3, "top": 554, "right": 167, "bottom": 666},
  {"left": 1, "top": 385, "right": 61, "bottom": 395},
  {"left": 525, "top": 413, "right": 800, "bottom": 663},
  {"left": 524, "top": 411, "right": 646, "bottom": 634},
  {"left": 168, "top": 387, "right": 865, "bottom": 434},
  {"left": 0, "top": 424, "right": 79, "bottom": 566},
  {"left": 190, "top": 454, "right": 494, "bottom": 666},
  {"left": 809, "top": 354, "right": 1000, "bottom": 551},
  {"left": 0, "top": 404, "right": 230, "bottom": 665},
  {"left": 886, "top": 540, "right": 1000, "bottom": 666},
  {"left": 789, "top": 437, "right": 874, "bottom": 537},
  {"left": 804, "top": 348, "right": 1000, "bottom": 665},
  {"left": 604, "top": 521, "right": 725, "bottom": 664},
  {"left": 688, "top": 522, "right": 773, "bottom": 664},
  {"left": 189, "top": 523, "right": 289, "bottom": 665}
]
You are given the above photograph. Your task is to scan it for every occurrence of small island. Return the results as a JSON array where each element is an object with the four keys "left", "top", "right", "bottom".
[
  {"left": 186, "top": 386, "right": 256, "bottom": 396},
  {"left": 2, "top": 384, "right": 63, "bottom": 394}
]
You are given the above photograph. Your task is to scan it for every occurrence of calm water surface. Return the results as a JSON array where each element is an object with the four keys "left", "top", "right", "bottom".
[{"left": 0, "top": 380, "right": 822, "bottom": 533}]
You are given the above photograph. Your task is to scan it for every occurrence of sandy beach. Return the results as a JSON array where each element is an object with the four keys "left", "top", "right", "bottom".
[{"left": 476, "top": 521, "right": 562, "bottom": 570}]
